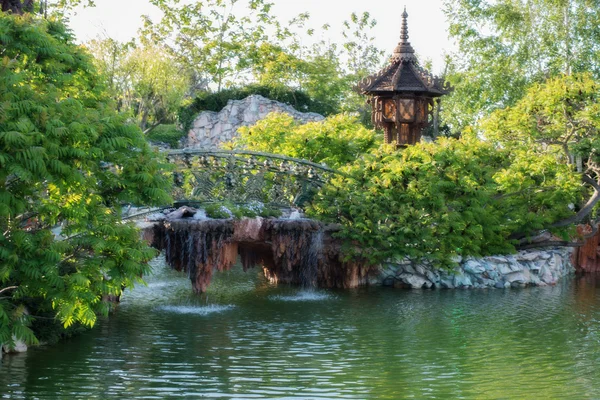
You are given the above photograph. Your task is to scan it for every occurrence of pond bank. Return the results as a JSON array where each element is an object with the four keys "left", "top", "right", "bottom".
[
  {"left": 381, "top": 247, "right": 575, "bottom": 289},
  {"left": 140, "top": 209, "right": 576, "bottom": 292}
]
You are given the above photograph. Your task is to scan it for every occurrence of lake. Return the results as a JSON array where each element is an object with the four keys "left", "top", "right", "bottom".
[{"left": 2, "top": 255, "right": 600, "bottom": 399}]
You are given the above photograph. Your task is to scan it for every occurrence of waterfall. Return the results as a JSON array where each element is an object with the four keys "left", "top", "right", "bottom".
[
  {"left": 186, "top": 233, "right": 194, "bottom": 279},
  {"left": 145, "top": 209, "right": 377, "bottom": 293},
  {"left": 300, "top": 230, "right": 323, "bottom": 289}
]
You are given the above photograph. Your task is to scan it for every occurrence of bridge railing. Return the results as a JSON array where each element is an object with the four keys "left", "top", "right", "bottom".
[{"left": 167, "top": 149, "right": 346, "bottom": 209}]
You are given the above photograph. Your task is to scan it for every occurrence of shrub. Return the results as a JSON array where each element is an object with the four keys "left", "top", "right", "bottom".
[
  {"left": 308, "top": 135, "right": 581, "bottom": 268},
  {"left": 232, "top": 113, "right": 380, "bottom": 169},
  {"left": 146, "top": 124, "right": 186, "bottom": 148}
]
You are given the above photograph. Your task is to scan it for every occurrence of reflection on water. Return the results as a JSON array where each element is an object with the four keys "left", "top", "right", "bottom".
[{"left": 2, "top": 255, "right": 600, "bottom": 399}]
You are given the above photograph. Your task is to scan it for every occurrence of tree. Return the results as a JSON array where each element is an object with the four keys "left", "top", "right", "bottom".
[
  {"left": 442, "top": 0, "right": 600, "bottom": 130},
  {"left": 86, "top": 39, "right": 189, "bottom": 132},
  {"left": 143, "top": 1, "right": 385, "bottom": 121},
  {"left": 232, "top": 113, "right": 379, "bottom": 169},
  {"left": 0, "top": 14, "right": 172, "bottom": 346},
  {"left": 1, "top": 0, "right": 92, "bottom": 16},
  {"left": 482, "top": 73, "right": 600, "bottom": 236},
  {"left": 143, "top": 0, "right": 296, "bottom": 92},
  {"left": 84, "top": 37, "right": 134, "bottom": 112},
  {"left": 338, "top": 12, "right": 385, "bottom": 125}
]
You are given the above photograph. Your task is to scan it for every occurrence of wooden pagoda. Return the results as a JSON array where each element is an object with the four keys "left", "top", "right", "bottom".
[{"left": 358, "top": 8, "right": 449, "bottom": 146}]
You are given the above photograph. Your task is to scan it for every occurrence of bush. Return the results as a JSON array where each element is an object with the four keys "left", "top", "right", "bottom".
[
  {"left": 146, "top": 124, "right": 186, "bottom": 148},
  {"left": 232, "top": 113, "right": 380, "bottom": 169},
  {"left": 308, "top": 135, "right": 581, "bottom": 268},
  {"left": 204, "top": 201, "right": 282, "bottom": 219}
]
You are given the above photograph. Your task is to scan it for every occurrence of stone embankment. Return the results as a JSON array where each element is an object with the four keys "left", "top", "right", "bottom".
[
  {"left": 380, "top": 247, "right": 574, "bottom": 289},
  {"left": 141, "top": 208, "right": 576, "bottom": 291},
  {"left": 183, "top": 94, "right": 324, "bottom": 148}
]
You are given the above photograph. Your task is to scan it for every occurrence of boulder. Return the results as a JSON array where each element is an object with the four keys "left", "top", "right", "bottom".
[
  {"left": 505, "top": 271, "right": 527, "bottom": 284},
  {"left": 464, "top": 260, "right": 486, "bottom": 274},
  {"left": 453, "top": 273, "right": 473, "bottom": 288},
  {"left": 185, "top": 95, "right": 324, "bottom": 149},
  {"left": 498, "top": 264, "right": 513, "bottom": 275},
  {"left": 2, "top": 337, "right": 27, "bottom": 354},
  {"left": 486, "top": 256, "right": 508, "bottom": 263},
  {"left": 398, "top": 273, "right": 432, "bottom": 289},
  {"left": 516, "top": 252, "right": 542, "bottom": 261}
]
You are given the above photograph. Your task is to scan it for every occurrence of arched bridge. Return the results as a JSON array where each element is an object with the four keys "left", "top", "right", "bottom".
[{"left": 167, "top": 149, "right": 347, "bottom": 209}]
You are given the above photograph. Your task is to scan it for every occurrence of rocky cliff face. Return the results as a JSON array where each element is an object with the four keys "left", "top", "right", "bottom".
[{"left": 183, "top": 95, "right": 324, "bottom": 149}]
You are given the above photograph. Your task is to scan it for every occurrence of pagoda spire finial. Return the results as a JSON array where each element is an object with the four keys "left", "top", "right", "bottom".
[
  {"left": 392, "top": 6, "right": 416, "bottom": 62},
  {"left": 400, "top": 6, "right": 409, "bottom": 43}
]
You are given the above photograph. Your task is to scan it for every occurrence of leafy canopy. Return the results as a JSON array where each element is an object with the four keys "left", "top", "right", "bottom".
[
  {"left": 234, "top": 107, "right": 583, "bottom": 267},
  {"left": 141, "top": 0, "right": 384, "bottom": 126},
  {"left": 308, "top": 135, "right": 580, "bottom": 267},
  {"left": 86, "top": 39, "right": 189, "bottom": 132},
  {"left": 442, "top": 0, "right": 600, "bottom": 131},
  {"left": 0, "top": 14, "right": 172, "bottom": 346},
  {"left": 231, "top": 113, "right": 380, "bottom": 169},
  {"left": 482, "top": 73, "right": 600, "bottom": 228}
]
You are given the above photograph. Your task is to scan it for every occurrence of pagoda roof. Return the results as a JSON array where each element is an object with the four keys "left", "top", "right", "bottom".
[{"left": 358, "top": 8, "right": 448, "bottom": 97}]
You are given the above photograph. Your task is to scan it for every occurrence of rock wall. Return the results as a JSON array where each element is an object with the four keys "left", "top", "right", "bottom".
[
  {"left": 379, "top": 247, "right": 575, "bottom": 289},
  {"left": 184, "top": 95, "right": 324, "bottom": 149}
]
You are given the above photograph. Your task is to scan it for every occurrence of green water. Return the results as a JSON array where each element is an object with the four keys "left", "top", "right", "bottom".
[{"left": 2, "top": 256, "right": 600, "bottom": 399}]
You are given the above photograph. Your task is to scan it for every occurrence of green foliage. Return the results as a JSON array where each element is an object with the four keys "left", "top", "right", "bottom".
[
  {"left": 1, "top": 0, "right": 93, "bottom": 16},
  {"left": 481, "top": 73, "right": 600, "bottom": 227},
  {"left": 179, "top": 84, "right": 329, "bottom": 132},
  {"left": 0, "top": 14, "right": 172, "bottom": 345},
  {"left": 232, "top": 113, "right": 380, "bottom": 169},
  {"left": 204, "top": 203, "right": 234, "bottom": 219},
  {"left": 146, "top": 124, "right": 186, "bottom": 148},
  {"left": 144, "top": 0, "right": 295, "bottom": 92},
  {"left": 483, "top": 73, "right": 600, "bottom": 156},
  {"left": 143, "top": 1, "right": 384, "bottom": 129},
  {"left": 308, "top": 135, "right": 581, "bottom": 268},
  {"left": 442, "top": 0, "right": 600, "bottom": 130},
  {"left": 86, "top": 39, "right": 189, "bottom": 131},
  {"left": 203, "top": 201, "right": 281, "bottom": 219}
]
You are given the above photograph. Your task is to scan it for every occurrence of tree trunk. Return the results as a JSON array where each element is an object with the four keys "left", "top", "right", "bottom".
[{"left": 140, "top": 108, "right": 149, "bottom": 132}]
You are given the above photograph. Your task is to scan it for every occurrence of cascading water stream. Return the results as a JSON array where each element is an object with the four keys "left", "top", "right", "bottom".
[
  {"left": 301, "top": 229, "right": 323, "bottom": 289},
  {"left": 148, "top": 207, "right": 377, "bottom": 293}
]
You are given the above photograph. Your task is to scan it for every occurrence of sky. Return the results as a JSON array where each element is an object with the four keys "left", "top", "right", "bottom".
[{"left": 67, "top": 0, "right": 455, "bottom": 74}]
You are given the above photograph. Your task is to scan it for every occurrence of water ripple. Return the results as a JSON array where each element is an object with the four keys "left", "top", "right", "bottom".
[
  {"left": 2, "top": 262, "right": 600, "bottom": 399},
  {"left": 269, "top": 290, "right": 336, "bottom": 302},
  {"left": 155, "top": 304, "right": 235, "bottom": 315}
]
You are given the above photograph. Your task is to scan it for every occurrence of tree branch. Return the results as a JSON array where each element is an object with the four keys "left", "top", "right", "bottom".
[
  {"left": 143, "top": 118, "right": 164, "bottom": 136},
  {"left": 549, "top": 175, "right": 600, "bottom": 228},
  {"left": 0, "top": 286, "right": 18, "bottom": 295},
  {"left": 516, "top": 240, "right": 584, "bottom": 250}
]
